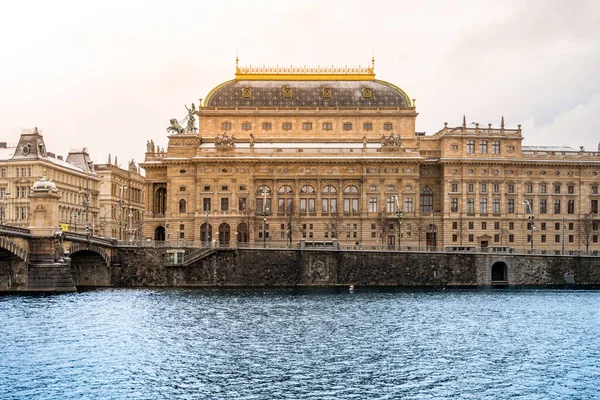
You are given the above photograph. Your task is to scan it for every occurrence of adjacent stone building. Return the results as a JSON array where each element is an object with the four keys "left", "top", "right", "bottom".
[{"left": 141, "top": 60, "right": 600, "bottom": 253}]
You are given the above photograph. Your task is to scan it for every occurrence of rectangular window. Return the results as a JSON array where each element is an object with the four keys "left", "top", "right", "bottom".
[
  {"left": 308, "top": 198, "right": 315, "bottom": 213},
  {"left": 467, "top": 198, "right": 474, "bottom": 214},
  {"left": 554, "top": 185, "right": 561, "bottom": 194},
  {"left": 221, "top": 198, "right": 229, "bottom": 211},
  {"left": 242, "top": 122, "right": 252, "bottom": 131},
  {"left": 493, "top": 198, "right": 500, "bottom": 214},
  {"left": 451, "top": 198, "right": 458, "bottom": 212},
  {"left": 482, "top": 222, "right": 487, "bottom": 230},
  {"left": 568, "top": 185, "right": 575, "bottom": 194},
  {"left": 541, "top": 222, "right": 547, "bottom": 230},
  {"left": 221, "top": 185, "right": 229, "bottom": 191},
  {"left": 492, "top": 141, "right": 500, "bottom": 154},
  {"left": 592, "top": 185, "right": 598, "bottom": 195},
  {"left": 509, "top": 234, "right": 514, "bottom": 243},
  {"left": 569, "top": 235, "right": 574, "bottom": 243},
  {"left": 344, "top": 199, "right": 350, "bottom": 213},
  {"left": 369, "top": 197, "right": 378, "bottom": 212},
  {"left": 452, "top": 221, "right": 458, "bottom": 230},
  {"left": 256, "top": 198, "right": 272, "bottom": 213},
  {"left": 494, "top": 222, "right": 500, "bottom": 230},
  {"left": 555, "top": 235, "right": 560, "bottom": 243},
  {"left": 468, "top": 222, "right": 474, "bottom": 230},
  {"left": 262, "top": 122, "right": 272, "bottom": 131},
  {"left": 451, "top": 183, "right": 458, "bottom": 192},
  {"left": 384, "top": 122, "right": 393, "bottom": 131},
  {"left": 302, "top": 122, "right": 313, "bottom": 131},
  {"left": 555, "top": 223, "right": 561, "bottom": 230},
  {"left": 594, "top": 235, "right": 598, "bottom": 243},
  {"left": 541, "top": 235, "right": 546, "bottom": 243},
  {"left": 370, "top": 185, "right": 377, "bottom": 191},
  {"left": 568, "top": 199, "right": 575, "bottom": 214},
  {"left": 386, "top": 198, "right": 395, "bottom": 213},
  {"left": 479, "top": 141, "right": 488, "bottom": 154},
  {"left": 592, "top": 199, "right": 598, "bottom": 214},
  {"left": 282, "top": 122, "right": 292, "bottom": 131},
  {"left": 480, "top": 198, "right": 488, "bottom": 214},
  {"left": 509, "top": 222, "right": 514, "bottom": 230},
  {"left": 343, "top": 122, "right": 352, "bottom": 131},
  {"left": 203, "top": 198, "right": 211, "bottom": 211},
  {"left": 526, "top": 184, "right": 533, "bottom": 193},
  {"left": 352, "top": 199, "right": 359, "bottom": 213},
  {"left": 404, "top": 198, "right": 413, "bottom": 213},
  {"left": 0, "top": 168, "right": 5, "bottom": 178},
  {"left": 494, "top": 234, "right": 500, "bottom": 242},
  {"left": 480, "top": 183, "right": 487, "bottom": 194},
  {"left": 493, "top": 183, "right": 500, "bottom": 194},
  {"left": 540, "top": 199, "right": 547, "bottom": 214},
  {"left": 466, "top": 140, "right": 475, "bottom": 154},
  {"left": 553, "top": 199, "right": 561, "bottom": 214},
  {"left": 452, "top": 234, "right": 458, "bottom": 242},
  {"left": 540, "top": 184, "right": 547, "bottom": 194},
  {"left": 238, "top": 197, "right": 247, "bottom": 211},
  {"left": 363, "top": 122, "right": 373, "bottom": 131},
  {"left": 508, "top": 184, "right": 515, "bottom": 194},
  {"left": 569, "top": 222, "right": 574, "bottom": 230},
  {"left": 203, "top": 185, "right": 211, "bottom": 192},
  {"left": 467, "top": 183, "right": 474, "bottom": 193},
  {"left": 323, "top": 122, "right": 333, "bottom": 131},
  {"left": 283, "top": 199, "right": 291, "bottom": 213},
  {"left": 468, "top": 234, "right": 474, "bottom": 242},
  {"left": 507, "top": 199, "right": 515, "bottom": 214}
]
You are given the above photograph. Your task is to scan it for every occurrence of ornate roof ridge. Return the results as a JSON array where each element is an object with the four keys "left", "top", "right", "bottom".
[{"left": 234, "top": 57, "right": 375, "bottom": 81}]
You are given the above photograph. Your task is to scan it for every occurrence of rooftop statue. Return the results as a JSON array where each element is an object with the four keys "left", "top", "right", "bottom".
[
  {"left": 381, "top": 132, "right": 401, "bottom": 148},
  {"left": 167, "top": 119, "right": 185, "bottom": 135},
  {"left": 185, "top": 103, "right": 198, "bottom": 133},
  {"left": 215, "top": 132, "right": 235, "bottom": 148}
]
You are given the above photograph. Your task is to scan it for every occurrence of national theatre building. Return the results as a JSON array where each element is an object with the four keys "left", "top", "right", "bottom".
[{"left": 141, "top": 60, "right": 600, "bottom": 253}]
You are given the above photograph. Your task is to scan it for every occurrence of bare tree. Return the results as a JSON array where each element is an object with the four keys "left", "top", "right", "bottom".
[
  {"left": 283, "top": 202, "right": 305, "bottom": 246},
  {"left": 458, "top": 217, "right": 466, "bottom": 246},
  {"left": 328, "top": 211, "right": 345, "bottom": 240},
  {"left": 415, "top": 218, "right": 428, "bottom": 248},
  {"left": 377, "top": 211, "right": 392, "bottom": 249},
  {"left": 580, "top": 213, "right": 593, "bottom": 254},
  {"left": 240, "top": 205, "right": 256, "bottom": 245}
]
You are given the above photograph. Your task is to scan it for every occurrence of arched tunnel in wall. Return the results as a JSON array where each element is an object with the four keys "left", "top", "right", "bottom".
[
  {"left": 0, "top": 248, "right": 27, "bottom": 290},
  {"left": 70, "top": 250, "right": 111, "bottom": 287}
]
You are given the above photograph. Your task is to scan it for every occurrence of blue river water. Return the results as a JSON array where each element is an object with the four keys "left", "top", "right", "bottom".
[{"left": 1, "top": 288, "right": 600, "bottom": 399}]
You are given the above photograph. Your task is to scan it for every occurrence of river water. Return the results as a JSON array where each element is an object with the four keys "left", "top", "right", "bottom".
[{"left": 1, "top": 288, "right": 599, "bottom": 399}]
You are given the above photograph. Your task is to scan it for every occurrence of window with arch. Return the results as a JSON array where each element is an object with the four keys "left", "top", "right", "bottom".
[
  {"left": 278, "top": 185, "right": 293, "bottom": 194},
  {"left": 179, "top": 199, "right": 187, "bottom": 213},
  {"left": 256, "top": 185, "right": 272, "bottom": 213},
  {"left": 300, "top": 185, "right": 316, "bottom": 213},
  {"left": 420, "top": 188, "right": 433, "bottom": 213},
  {"left": 322, "top": 185, "right": 337, "bottom": 213},
  {"left": 343, "top": 185, "right": 360, "bottom": 213},
  {"left": 154, "top": 187, "right": 167, "bottom": 215},
  {"left": 278, "top": 185, "right": 294, "bottom": 213},
  {"left": 344, "top": 185, "right": 359, "bottom": 194}
]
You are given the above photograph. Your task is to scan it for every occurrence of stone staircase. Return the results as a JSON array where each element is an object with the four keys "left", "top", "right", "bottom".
[
  {"left": 182, "top": 247, "right": 216, "bottom": 266},
  {"left": 28, "top": 261, "right": 76, "bottom": 292}
]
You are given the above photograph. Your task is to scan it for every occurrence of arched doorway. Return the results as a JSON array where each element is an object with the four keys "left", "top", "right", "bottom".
[
  {"left": 154, "top": 187, "right": 167, "bottom": 215},
  {"left": 237, "top": 223, "right": 249, "bottom": 245},
  {"left": 491, "top": 261, "right": 507, "bottom": 283},
  {"left": 219, "top": 223, "right": 230, "bottom": 248},
  {"left": 154, "top": 226, "right": 165, "bottom": 241},
  {"left": 200, "top": 223, "right": 213, "bottom": 245}
]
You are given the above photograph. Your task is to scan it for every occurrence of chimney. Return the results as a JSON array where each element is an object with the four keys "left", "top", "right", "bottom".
[
  {"left": 57, "top": 155, "right": 64, "bottom": 160},
  {"left": 0, "top": 142, "right": 6, "bottom": 148}
]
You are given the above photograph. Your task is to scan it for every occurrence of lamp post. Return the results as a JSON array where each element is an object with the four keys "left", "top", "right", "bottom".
[
  {"left": 79, "top": 172, "right": 90, "bottom": 234},
  {"left": 260, "top": 189, "right": 270, "bottom": 248},
  {"left": 0, "top": 192, "right": 11, "bottom": 225},
  {"left": 523, "top": 200, "right": 534, "bottom": 251},
  {"left": 392, "top": 195, "right": 404, "bottom": 250},
  {"left": 118, "top": 185, "right": 127, "bottom": 241}
]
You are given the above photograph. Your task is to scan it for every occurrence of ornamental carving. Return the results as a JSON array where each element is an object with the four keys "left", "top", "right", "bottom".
[
  {"left": 322, "top": 85, "right": 332, "bottom": 98},
  {"left": 241, "top": 87, "right": 252, "bottom": 98},
  {"left": 380, "top": 132, "right": 401, "bottom": 148},
  {"left": 214, "top": 132, "right": 235, "bottom": 149},
  {"left": 362, "top": 87, "right": 372, "bottom": 98}
]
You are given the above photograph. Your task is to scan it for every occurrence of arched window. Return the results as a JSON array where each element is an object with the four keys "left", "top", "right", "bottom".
[
  {"left": 322, "top": 185, "right": 337, "bottom": 213},
  {"left": 300, "top": 185, "right": 315, "bottom": 193},
  {"left": 420, "top": 188, "right": 433, "bottom": 213},
  {"left": 322, "top": 185, "right": 337, "bottom": 194},
  {"left": 278, "top": 185, "right": 293, "bottom": 194},
  {"left": 344, "top": 185, "right": 359, "bottom": 194},
  {"left": 256, "top": 185, "right": 271, "bottom": 195},
  {"left": 179, "top": 199, "right": 186, "bottom": 213}
]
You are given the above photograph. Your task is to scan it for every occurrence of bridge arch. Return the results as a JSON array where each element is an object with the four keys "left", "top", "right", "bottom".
[
  {"left": 68, "top": 243, "right": 111, "bottom": 267},
  {"left": 489, "top": 259, "right": 510, "bottom": 285},
  {"left": 0, "top": 236, "right": 28, "bottom": 262}
]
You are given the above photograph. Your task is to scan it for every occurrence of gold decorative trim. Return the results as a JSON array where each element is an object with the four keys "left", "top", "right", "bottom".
[
  {"left": 362, "top": 87, "right": 372, "bottom": 98},
  {"left": 241, "top": 86, "right": 252, "bottom": 98},
  {"left": 235, "top": 63, "right": 375, "bottom": 81},
  {"left": 282, "top": 85, "right": 293, "bottom": 98},
  {"left": 322, "top": 86, "right": 332, "bottom": 98}
]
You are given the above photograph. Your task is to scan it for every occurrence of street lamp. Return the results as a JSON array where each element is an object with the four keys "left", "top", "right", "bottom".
[
  {"left": 0, "top": 192, "right": 11, "bottom": 225},
  {"left": 260, "top": 189, "right": 270, "bottom": 248},
  {"left": 523, "top": 200, "right": 534, "bottom": 251},
  {"left": 392, "top": 195, "right": 404, "bottom": 250},
  {"left": 79, "top": 171, "right": 90, "bottom": 235},
  {"left": 118, "top": 185, "right": 127, "bottom": 240}
]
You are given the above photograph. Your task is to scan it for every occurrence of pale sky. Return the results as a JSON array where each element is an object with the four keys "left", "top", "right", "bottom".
[{"left": 1, "top": 0, "right": 599, "bottom": 169}]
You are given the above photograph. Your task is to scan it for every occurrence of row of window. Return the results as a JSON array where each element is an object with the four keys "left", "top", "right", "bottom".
[
  {"left": 451, "top": 221, "right": 593, "bottom": 231},
  {"left": 450, "top": 183, "right": 587, "bottom": 194},
  {"left": 464, "top": 140, "right": 512, "bottom": 154},
  {"left": 221, "top": 121, "right": 394, "bottom": 132},
  {"left": 201, "top": 184, "right": 401, "bottom": 194},
  {"left": 450, "top": 233, "right": 588, "bottom": 244},
  {"left": 449, "top": 198, "right": 597, "bottom": 214}
]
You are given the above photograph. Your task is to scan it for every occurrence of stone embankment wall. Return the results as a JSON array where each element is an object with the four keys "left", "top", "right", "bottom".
[{"left": 116, "top": 248, "right": 600, "bottom": 287}]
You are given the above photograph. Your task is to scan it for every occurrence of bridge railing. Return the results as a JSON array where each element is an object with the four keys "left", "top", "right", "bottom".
[
  {"left": 63, "top": 232, "right": 116, "bottom": 246},
  {"left": 0, "top": 224, "right": 31, "bottom": 236}
]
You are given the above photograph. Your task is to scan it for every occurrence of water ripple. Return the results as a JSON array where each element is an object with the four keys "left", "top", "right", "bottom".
[{"left": 1, "top": 288, "right": 600, "bottom": 399}]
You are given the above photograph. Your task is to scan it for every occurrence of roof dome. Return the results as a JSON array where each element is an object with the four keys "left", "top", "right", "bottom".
[
  {"left": 203, "top": 63, "right": 412, "bottom": 109},
  {"left": 32, "top": 171, "right": 58, "bottom": 194}
]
